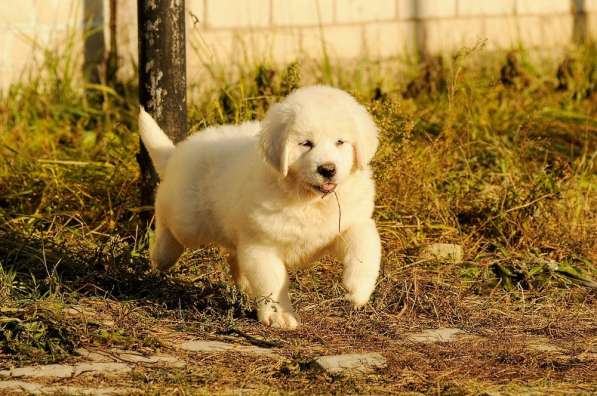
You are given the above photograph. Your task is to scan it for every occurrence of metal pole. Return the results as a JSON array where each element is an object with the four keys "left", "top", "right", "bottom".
[{"left": 137, "top": 0, "right": 187, "bottom": 222}]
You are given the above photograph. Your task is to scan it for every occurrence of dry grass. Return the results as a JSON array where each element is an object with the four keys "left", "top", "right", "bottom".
[{"left": 0, "top": 42, "right": 596, "bottom": 394}]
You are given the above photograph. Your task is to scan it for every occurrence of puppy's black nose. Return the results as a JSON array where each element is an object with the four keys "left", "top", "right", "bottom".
[{"left": 317, "top": 163, "right": 336, "bottom": 178}]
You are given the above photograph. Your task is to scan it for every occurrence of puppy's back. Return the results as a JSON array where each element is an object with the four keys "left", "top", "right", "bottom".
[{"left": 155, "top": 121, "right": 265, "bottom": 247}]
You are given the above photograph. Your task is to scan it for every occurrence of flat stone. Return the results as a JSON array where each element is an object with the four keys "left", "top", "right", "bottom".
[
  {"left": 0, "top": 365, "right": 73, "bottom": 378},
  {"left": 63, "top": 306, "right": 115, "bottom": 327},
  {"left": 576, "top": 352, "right": 597, "bottom": 362},
  {"left": 76, "top": 348, "right": 184, "bottom": 367},
  {"left": 314, "top": 352, "right": 386, "bottom": 374},
  {"left": 62, "top": 306, "right": 94, "bottom": 318},
  {"left": 0, "top": 380, "right": 43, "bottom": 393},
  {"left": 76, "top": 348, "right": 114, "bottom": 362},
  {"left": 421, "top": 243, "right": 464, "bottom": 263},
  {"left": 0, "top": 380, "right": 129, "bottom": 395},
  {"left": 520, "top": 337, "right": 596, "bottom": 363},
  {"left": 116, "top": 351, "right": 185, "bottom": 367},
  {"left": 407, "top": 328, "right": 467, "bottom": 343},
  {"left": 73, "top": 362, "right": 132, "bottom": 377},
  {"left": 178, "top": 340, "right": 275, "bottom": 355},
  {"left": 0, "top": 362, "right": 131, "bottom": 379},
  {"left": 524, "top": 337, "right": 565, "bottom": 354}
]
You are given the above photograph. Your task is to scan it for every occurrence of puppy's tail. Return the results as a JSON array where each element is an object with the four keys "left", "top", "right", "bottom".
[{"left": 138, "top": 106, "right": 175, "bottom": 178}]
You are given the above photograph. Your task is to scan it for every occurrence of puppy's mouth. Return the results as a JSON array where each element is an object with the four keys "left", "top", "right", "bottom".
[{"left": 312, "top": 182, "right": 337, "bottom": 194}]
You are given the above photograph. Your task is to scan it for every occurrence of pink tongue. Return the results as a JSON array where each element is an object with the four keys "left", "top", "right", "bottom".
[{"left": 321, "top": 183, "right": 336, "bottom": 192}]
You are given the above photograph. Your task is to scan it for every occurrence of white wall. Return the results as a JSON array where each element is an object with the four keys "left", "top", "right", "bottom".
[{"left": 1, "top": 0, "right": 596, "bottom": 89}]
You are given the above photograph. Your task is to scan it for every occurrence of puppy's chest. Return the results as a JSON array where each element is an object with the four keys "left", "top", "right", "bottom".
[{"left": 254, "top": 201, "right": 342, "bottom": 254}]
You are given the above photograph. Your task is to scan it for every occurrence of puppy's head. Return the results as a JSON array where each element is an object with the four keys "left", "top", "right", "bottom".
[{"left": 259, "top": 85, "right": 378, "bottom": 196}]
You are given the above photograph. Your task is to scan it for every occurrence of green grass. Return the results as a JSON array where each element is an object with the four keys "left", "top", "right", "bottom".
[{"left": 0, "top": 40, "right": 596, "bottom": 394}]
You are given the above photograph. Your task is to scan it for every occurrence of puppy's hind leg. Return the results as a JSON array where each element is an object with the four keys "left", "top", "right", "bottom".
[
  {"left": 227, "top": 252, "right": 250, "bottom": 294},
  {"left": 151, "top": 223, "right": 184, "bottom": 272}
]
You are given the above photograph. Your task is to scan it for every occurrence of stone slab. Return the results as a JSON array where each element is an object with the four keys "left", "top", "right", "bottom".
[
  {"left": 77, "top": 348, "right": 184, "bottom": 367},
  {"left": 524, "top": 336, "right": 565, "bottom": 354},
  {"left": 178, "top": 340, "right": 275, "bottom": 355},
  {"left": 0, "top": 362, "right": 131, "bottom": 379},
  {"left": 407, "top": 328, "right": 468, "bottom": 343},
  {"left": 314, "top": 352, "right": 386, "bottom": 374},
  {"left": 420, "top": 243, "right": 464, "bottom": 263},
  {"left": 0, "top": 380, "right": 129, "bottom": 395}
]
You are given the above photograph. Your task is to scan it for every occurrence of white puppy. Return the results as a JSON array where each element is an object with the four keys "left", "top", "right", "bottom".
[{"left": 139, "top": 85, "right": 381, "bottom": 329}]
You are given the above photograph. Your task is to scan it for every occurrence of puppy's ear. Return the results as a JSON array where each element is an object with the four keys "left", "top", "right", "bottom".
[
  {"left": 353, "top": 104, "right": 379, "bottom": 170},
  {"left": 259, "top": 103, "right": 293, "bottom": 177}
]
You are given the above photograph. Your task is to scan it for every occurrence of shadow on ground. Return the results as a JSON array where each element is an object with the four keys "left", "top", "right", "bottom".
[{"left": 0, "top": 226, "right": 252, "bottom": 319}]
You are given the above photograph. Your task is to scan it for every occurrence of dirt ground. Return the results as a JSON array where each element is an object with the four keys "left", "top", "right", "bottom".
[{"left": 0, "top": 245, "right": 595, "bottom": 395}]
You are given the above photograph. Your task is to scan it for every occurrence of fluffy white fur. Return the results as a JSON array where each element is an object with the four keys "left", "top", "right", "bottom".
[{"left": 139, "top": 85, "right": 381, "bottom": 329}]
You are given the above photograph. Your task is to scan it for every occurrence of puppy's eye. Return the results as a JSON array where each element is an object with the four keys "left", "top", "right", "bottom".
[
  {"left": 299, "top": 140, "right": 314, "bottom": 149},
  {"left": 336, "top": 139, "right": 345, "bottom": 146}
]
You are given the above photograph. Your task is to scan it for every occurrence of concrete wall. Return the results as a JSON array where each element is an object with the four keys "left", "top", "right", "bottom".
[{"left": 1, "top": 0, "right": 596, "bottom": 89}]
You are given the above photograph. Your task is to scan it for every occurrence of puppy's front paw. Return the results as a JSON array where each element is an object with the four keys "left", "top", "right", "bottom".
[
  {"left": 345, "top": 291, "right": 371, "bottom": 308},
  {"left": 150, "top": 257, "right": 176, "bottom": 273},
  {"left": 343, "top": 279, "right": 374, "bottom": 308},
  {"left": 149, "top": 258, "right": 165, "bottom": 273},
  {"left": 257, "top": 305, "right": 299, "bottom": 330}
]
